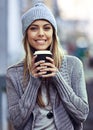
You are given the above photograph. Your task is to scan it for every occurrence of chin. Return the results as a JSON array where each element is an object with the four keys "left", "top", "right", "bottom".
[
  {"left": 36, "top": 48, "right": 48, "bottom": 51},
  {"left": 35, "top": 45, "right": 51, "bottom": 51}
]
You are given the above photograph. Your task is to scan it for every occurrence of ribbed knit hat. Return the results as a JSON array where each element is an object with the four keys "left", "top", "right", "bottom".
[{"left": 21, "top": 0, "right": 57, "bottom": 34}]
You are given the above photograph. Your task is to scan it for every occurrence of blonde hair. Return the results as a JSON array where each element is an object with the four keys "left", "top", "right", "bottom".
[{"left": 23, "top": 28, "right": 64, "bottom": 107}]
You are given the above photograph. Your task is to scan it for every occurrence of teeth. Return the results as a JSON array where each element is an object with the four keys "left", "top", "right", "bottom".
[
  {"left": 36, "top": 40, "right": 46, "bottom": 43},
  {"left": 37, "top": 40, "right": 45, "bottom": 41}
]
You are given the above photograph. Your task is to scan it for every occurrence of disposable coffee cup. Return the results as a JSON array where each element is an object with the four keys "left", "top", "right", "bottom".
[
  {"left": 34, "top": 50, "right": 52, "bottom": 74},
  {"left": 34, "top": 50, "right": 52, "bottom": 62}
]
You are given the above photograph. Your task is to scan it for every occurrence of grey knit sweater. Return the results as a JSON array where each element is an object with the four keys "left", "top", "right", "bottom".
[{"left": 6, "top": 55, "right": 89, "bottom": 130}]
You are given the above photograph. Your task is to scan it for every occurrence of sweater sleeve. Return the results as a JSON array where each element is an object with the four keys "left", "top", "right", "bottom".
[
  {"left": 6, "top": 67, "right": 41, "bottom": 130},
  {"left": 52, "top": 56, "right": 89, "bottom": 123}
]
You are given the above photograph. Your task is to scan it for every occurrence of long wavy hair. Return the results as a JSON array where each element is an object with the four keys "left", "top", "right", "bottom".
[{"left": 23, "top": 26, "right": 64, "bottom": 107}]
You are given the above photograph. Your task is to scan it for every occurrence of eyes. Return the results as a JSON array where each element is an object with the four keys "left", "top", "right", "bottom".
[{"left": 29, "top": 25, "right": 52, "bottom": 32}]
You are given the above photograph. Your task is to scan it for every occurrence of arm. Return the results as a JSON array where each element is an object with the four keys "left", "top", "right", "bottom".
[
  {"left": 52, "top": 56, "right": 89, "bottom": 123},
  {"left": 6, "top": 67, "right": 41, "bottom": 130}
]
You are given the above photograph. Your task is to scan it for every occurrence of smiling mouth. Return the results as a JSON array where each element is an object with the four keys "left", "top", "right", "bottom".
[{"left": 35, "top": 39, "right": 47, "bottom": 44}]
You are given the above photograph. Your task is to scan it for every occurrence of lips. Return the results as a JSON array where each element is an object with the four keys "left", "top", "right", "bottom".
[{"left": 35, "top": 39, "right": 47, "bottom": 44}]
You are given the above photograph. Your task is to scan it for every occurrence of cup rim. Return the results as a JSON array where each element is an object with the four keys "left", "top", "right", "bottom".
[{"left": 34, "top": 50, "right": 52, "bottom": 55}]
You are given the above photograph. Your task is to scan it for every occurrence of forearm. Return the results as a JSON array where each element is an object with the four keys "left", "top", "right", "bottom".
[
  {"left": 6, "top": 74, "right": 41, "bottom": 129},
  {"left": 52, "top": 70, "right": 89, "bottom": 123}
]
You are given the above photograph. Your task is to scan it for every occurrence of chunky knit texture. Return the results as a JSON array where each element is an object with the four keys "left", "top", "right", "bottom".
[
  {"left": 21, "top": 2, "right": 57, "bottom": 34},
  {"left": 6, "top": 55, "right": 89, "bottom": 130}
]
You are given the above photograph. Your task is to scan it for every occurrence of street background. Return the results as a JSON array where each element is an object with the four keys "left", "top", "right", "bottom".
[{"left": 0, "top": 0, "right": 93, "bottom": 130}]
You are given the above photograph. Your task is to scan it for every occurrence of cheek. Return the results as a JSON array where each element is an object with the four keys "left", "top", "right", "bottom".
[
  {"left": 27, "top": 30, "right": 36, "bottom": 39},
  {"left": 47, "top": 30, "right": 53, "bottom": 38},
  {"left": 27, "top": 34, "right": 35, "bottom": 43},
  {"left": 48, "top": 33, "right": 53, "bottom": 42}
]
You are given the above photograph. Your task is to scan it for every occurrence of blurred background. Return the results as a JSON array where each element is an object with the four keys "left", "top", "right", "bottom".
[{"left": 0, "top": 0, "right": 93, "bottom": 130}]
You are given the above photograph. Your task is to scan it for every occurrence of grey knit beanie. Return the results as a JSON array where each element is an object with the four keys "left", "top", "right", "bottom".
[{"left": 21, "top": 0, "right": 57, "bottom": 34}]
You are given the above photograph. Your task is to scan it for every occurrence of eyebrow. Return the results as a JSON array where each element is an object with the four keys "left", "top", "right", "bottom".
[{"left": 31, "top": 23, "right": 51, "bottom": 26}]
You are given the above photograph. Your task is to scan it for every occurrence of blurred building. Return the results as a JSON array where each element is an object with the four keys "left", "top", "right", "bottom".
[{"left": 0, "top": 0, "right": 8, "bottom": 129}]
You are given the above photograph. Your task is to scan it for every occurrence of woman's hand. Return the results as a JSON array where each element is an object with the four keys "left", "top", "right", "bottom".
[
  {"left": 41, "top": 56, "right": 58, "bottom": 78},
  {"left": 31, "top": 56, "right": 58, "bottom": 78},
  {"left": 31, "top": 55, "right": 47, "bottom": 78}
]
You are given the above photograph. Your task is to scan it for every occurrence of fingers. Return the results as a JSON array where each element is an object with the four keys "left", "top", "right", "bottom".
[
  {"left": 31, "top": 55, "right": 46, "bottom": 78},
  {"left": 34, "top": 60, "right": 45, "bottom": 67},
  {"left": 31, "top": 55, "right": 45, "bottom": 69},
  {"left": 41, "top": 67, "right": 58, "bottom": 78},
  {"left": 41, "top": 72, "right": 56, "bottom": 78},
  {"left": 46, "top": 57, "right": 54, "bottom": 64},
  {"left": 31, "top": 56, "right": 57, "bottom": 78},
  {"left": 38, "top": 60, "right": 58, "bottom": 78},
  {"left": 31, "top": 60, "right": 46, "bottom": 77},
  {"left": 32, "top": 71, "right": 47, "bottom": 78}
]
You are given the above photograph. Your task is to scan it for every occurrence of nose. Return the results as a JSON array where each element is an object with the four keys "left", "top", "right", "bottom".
[{"left": 38, "top": 28, "right": 44, "bottom": 36}]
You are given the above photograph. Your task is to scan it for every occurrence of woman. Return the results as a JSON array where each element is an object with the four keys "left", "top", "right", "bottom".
[{"left": 6, "top": 1, "right": 89, "bottom": 130}]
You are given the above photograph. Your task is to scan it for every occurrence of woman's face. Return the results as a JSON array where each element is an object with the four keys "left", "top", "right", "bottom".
[{"left": 27, "top": 20, "right": 53, "bottom": 50}]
